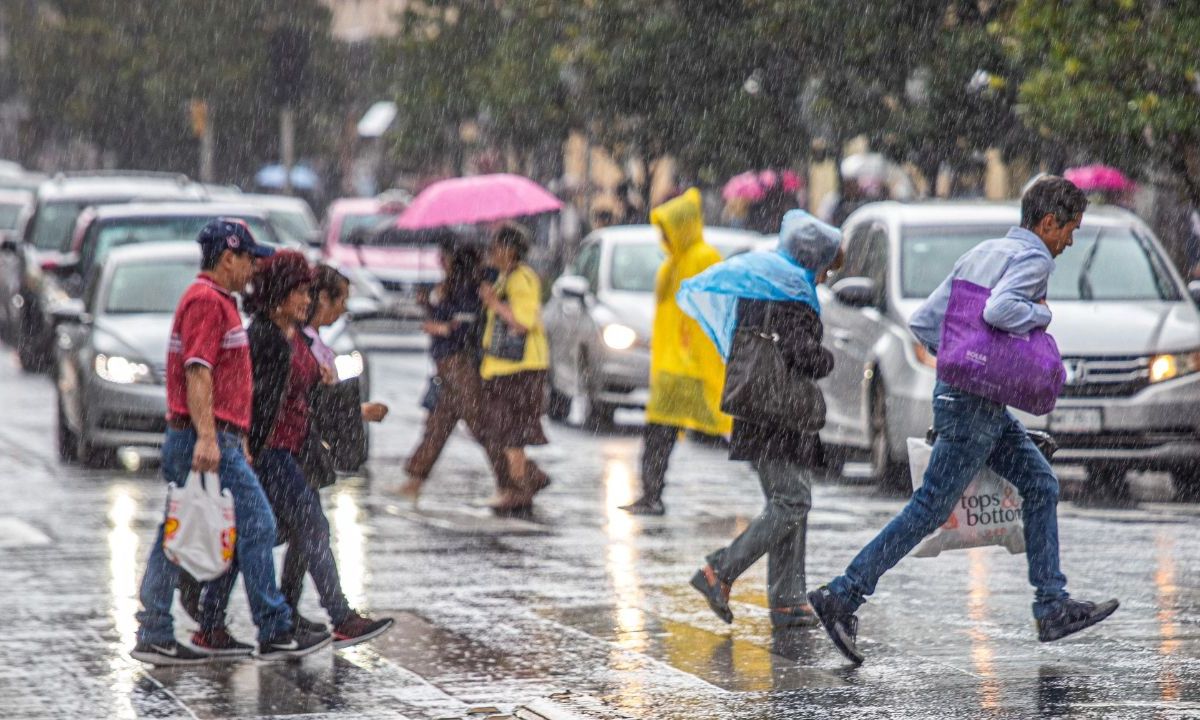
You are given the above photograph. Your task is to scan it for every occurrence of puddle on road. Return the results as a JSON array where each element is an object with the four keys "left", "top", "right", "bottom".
[{"left": 542, "top": 604, "right": 847, "bottom": 693}]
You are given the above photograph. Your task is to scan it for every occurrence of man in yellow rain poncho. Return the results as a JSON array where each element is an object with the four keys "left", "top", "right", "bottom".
[{"left": 620, "top": 188, "right": 732, "bottom": 516}]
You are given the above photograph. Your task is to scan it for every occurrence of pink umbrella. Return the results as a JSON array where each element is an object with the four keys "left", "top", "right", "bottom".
[
  {"left": 722, "top": 169, "right": 804, "bottom": 202},
  {"left": 1064, "top": 165, "right": 1136, "bottom": 194},
  {"left": 395, "top": 173, "right": 563, "bottom": 230}
]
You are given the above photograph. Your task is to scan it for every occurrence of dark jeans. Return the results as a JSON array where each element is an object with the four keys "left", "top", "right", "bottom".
[
  {"left": 707, "top": 459, "right": 812, "bottom": 608},
  {"left": 137, "top": 429, "right": 292, "bottom": 644},
  {"left": 200, "top": 449, "right": 351, "bottom": 630},
  {"left": 827, "top": 381, "right": 1070, "bottom": 619},
  {"left": 638, "top": 423, "right": 679, "bottom": 502}
]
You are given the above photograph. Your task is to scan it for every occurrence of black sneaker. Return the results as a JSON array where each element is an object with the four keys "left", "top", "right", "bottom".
[
  {"left": 1037, "top": 598, "right": 1119, "bottom": 642},
  {"left": 332, "top": 611, "right": 395, "bottom": 649},
  {"left": 190, "top": 626, "right": 254, "bottom": 657},
  {"left": 257, "top": 627, "right": 332, "bottom": 661},
  {"left": 131, "top": 640, "right": 210, "bottom": 666},
  {"left": 808, "top": 586, "right": 865, "bottom": 665},
  {"left": 619, "top": 498, "right": 665, "bottom": 516},
  {"left": 295, "top": 613, "right": 327, "bottom": 634},
  {"left": 689, "top": 566, "right": 733, "bottom": 624}
]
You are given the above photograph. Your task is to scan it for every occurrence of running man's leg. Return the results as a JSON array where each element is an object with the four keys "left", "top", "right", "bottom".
[{"left": 985, "top": 412, "right": 1069, "bottom": 618}]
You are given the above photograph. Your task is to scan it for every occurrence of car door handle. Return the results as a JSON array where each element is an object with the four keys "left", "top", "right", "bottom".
[{"left": 830, "top": 329, "right": 853, "bottom": 345}]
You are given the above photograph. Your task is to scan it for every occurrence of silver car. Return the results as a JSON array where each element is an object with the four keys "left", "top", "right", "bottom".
[
  {"left": 53, "top": 243, "right": 371, "bottom": 467},
  {"left": 543, "top": 224, "right": 762, "bottom": 427},
  {"left": 819, "top": 201, "right": 1200, "bottom": 497}
]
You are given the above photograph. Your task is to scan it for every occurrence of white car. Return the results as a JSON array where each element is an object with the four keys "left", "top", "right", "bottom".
[
  {"left": 543, "top": 224, "right": 763, "bottom": 427},
  {"left": 818, "top": 200, "right": 1200, "bottom": 498}
]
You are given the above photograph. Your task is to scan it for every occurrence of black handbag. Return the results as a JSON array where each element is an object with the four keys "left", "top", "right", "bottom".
[
  {"left": 299, "top": 425, "right": 337, "bottom": 489},
  {"left": 421, "top": 375, "right": 442, "bottom": 411},
  {"left": 485, "top": 279, "right": 527, "bottom": 361},
  {"left": 301, "top": 378, "right": 368, "bottom": 487},
  {"left": 720, "top": 304, "right": 826, "bottom": 431}
]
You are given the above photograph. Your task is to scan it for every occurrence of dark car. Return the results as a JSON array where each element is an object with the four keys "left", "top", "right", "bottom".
[
  {"left": 0, "top": 188, "right": 34, "bottom": 343},
  {"left": 26, "top": 201, "right": 290, "bottom": 374},
  {"left": 54, "top": 242, "right": 372, "bottom": 468},
  {"left": 6, "top": 172, "right": 207, "bottom": 371}
]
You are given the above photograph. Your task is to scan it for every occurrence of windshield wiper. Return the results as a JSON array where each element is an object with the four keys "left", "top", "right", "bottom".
[{"left": 1076, "top": 231, "right": 1103, "bottom": 301}]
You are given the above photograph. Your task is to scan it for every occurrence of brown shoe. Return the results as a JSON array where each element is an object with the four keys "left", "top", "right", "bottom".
[
  {"left": 771, "top": 604, "right": 819, "bottom": 628},
  {"left": 395, "top": 476, "right": 424, "bottom": 503}
]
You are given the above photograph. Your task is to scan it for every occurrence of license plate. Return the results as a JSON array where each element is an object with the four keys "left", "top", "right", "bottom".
[{"left": 1049, "top": 408, "right": 1103, "bottom": 434}]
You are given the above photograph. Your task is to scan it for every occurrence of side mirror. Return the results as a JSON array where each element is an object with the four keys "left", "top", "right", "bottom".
[
  {"left": 1189, "top": 280, "right": 1200, "bottom": 306},
  {"left": 553, "top": 274, "right": 590, "bottom": 300},
  {"left": 0, "top": 234, "right": 17, "bottom": 253},
  {"left": 832, "top": 276, "right": 879, "bottom": 308},
  {"left": 50, "top": 298, "right": 89, "bottom": 325}
]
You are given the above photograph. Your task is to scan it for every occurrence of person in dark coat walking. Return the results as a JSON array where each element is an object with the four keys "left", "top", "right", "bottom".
[{"left": 678, "top": 211, "right": 843, "bottom": 628}]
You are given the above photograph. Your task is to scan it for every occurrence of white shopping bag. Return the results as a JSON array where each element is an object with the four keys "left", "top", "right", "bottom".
[
  {"left": 162, "top": 471, "right": 237, "bottom": 581},
  {"left": 906, "top": 438, "right": 1025, "bottom": 557}
]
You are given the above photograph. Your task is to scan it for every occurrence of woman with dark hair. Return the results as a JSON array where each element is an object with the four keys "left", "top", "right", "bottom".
[
  {"left": 196, "top": 251, "right": 393, "bottom": 651},
  {"left": 401, "top": 234, "right": 511, "bottom": 502},
  {"left": 478, "top": 224, "right": 552, "bottom": 513}
]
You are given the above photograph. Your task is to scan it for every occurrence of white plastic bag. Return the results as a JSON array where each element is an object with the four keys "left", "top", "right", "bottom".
[
  {"left": 906, "top": 437, "right": 1025, "bottom": 557},
  {"left": 162, "top": 471, "right": 237, "bottom": 581}
]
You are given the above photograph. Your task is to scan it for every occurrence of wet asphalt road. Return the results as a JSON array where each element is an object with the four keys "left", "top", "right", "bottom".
[{"left": 1, "top": 336, "right": 1199, "bottom": 719}]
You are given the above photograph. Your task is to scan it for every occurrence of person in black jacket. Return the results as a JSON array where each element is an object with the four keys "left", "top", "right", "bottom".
[
  {"left": 686, "top": 210, "right": 843, "bottom": 629},
  {"left": 196, "top": 250, "right": 393, "bottom": 652}
]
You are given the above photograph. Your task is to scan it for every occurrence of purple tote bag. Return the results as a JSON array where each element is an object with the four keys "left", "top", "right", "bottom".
[{"left": 936, "top": 279, "right": 1065, "bottom": 415}]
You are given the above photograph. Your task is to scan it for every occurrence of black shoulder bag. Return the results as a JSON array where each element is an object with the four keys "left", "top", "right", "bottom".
[
  {"left": 485, "top": 274, "right": 527, "bottom": 362},
  {"left": 719, "top": 303, "right": 826, "bottom": 431}
]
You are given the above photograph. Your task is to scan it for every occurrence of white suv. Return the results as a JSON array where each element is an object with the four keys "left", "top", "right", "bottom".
[{"left": 819, "top": 201, "right": 1200, "bottom": 499}]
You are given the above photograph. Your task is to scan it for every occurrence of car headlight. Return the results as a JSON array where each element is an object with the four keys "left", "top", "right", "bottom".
[
  {"left": 602, "top": 323, "right": 638, "bottom": 351},
  {"left": 1149, "top": 351, "right": 1200, "bottom": 383},
  {"left": 94, "top": 353, "right": 154, "bottom": 384},
  {"left": 335, "top": 351, "right": 364, "bottom": 380}
]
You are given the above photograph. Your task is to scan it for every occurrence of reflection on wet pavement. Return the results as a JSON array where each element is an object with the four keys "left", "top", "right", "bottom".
[{"left": 1, "top": 349, "right": 1199, "bottom": 719}]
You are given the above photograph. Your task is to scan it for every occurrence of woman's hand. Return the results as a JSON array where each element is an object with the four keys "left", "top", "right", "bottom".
[
  {"left": 478, "top": 282, "right": 499, "bottom": 309},
  {"left": 320, "top": 364, "right": 337, "bottom": 385},
  {"left": 422, "top": 320, "right": 453, "bottom": 337},
  {"left": 362, "top": 402, "right": 389, "bottom": 423}
]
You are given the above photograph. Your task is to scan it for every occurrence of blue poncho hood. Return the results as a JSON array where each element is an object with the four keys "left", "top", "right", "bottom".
[{"left": 676, "top": 210, "right": 842, "bottom": 359}]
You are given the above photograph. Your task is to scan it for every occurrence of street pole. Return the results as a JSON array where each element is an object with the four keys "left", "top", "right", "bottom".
[
  {"left": 280, "top": 106, "right": 295, "bottom": 196},
  {"left": 199, "top": 110, "right": 214, "bottom": 183}
]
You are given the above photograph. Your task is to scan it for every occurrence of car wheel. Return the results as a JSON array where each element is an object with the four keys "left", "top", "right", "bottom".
[
  {"left": 1168, "top": 465, "right": 1200, "bottom": 503},
  {"left": 868, "top": 383, "right": 908, "bottom": 493},
  {"left": 1082, "top": 464, "right": 1133, "bottom": 505},
  {"left": 579, "top": 354, "right": 615, "bottom": 431},
  {"left": 56, "top": 395, "right": 78, "bottom": 463},
  {"left": 16, "top": 301, "right": 49, "bottom": 373},
  {"left": 76, "top": 417, "right": 115, "bottom": 469}
]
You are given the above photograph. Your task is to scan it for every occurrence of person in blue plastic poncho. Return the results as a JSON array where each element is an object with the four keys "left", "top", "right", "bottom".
[{"left": 678, "top": 210, "right": 842, "bottom": 629}]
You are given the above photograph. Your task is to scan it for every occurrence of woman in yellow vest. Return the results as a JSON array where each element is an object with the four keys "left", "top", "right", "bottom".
[
  {"left": 620, "top": 188, "right": 732, "bottom": 516},
  {"left": 479, "top": 224, "right": 552, "bottom": 514}
]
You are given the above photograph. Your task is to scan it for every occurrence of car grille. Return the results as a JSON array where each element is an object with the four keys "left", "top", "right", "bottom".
[
  {"left": 99, "top": 412, "right": 167, "bottom": 434},
  {"left": 1059, "top": 356, "right": 1149, "bottom": 398},
  {"left": 1054, "top": 428, "right": 1196, "bottom": 450},
  {"left": 379, "top": 280, "right": 435, "bottom": 295}
]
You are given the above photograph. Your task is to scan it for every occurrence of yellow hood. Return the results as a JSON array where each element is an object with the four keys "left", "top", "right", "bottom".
[{"left": 650, "top": 188, "right": 704, "bottom": 257}]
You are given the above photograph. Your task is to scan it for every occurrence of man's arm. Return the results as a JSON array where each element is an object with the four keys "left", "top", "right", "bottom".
[
  {"left": 185, "top": 365, "right": 220, "bottom": 472},
  {"left": 983, "top": 252, "right": 1054, "bottom": 334}
]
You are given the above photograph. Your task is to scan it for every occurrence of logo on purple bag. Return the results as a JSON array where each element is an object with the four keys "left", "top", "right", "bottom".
[{"left": 966, "top": 350, "right": 988, "bottom": 366}]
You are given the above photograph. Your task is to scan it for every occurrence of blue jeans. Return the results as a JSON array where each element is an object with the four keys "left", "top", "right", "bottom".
[
  {"left": 828, "top": 381, "right": 1070, "bottom": 619},
  {"left": 136, "top": 428, "right": 293, "bottom": 644},
  {"left": 200, "top": 449, "right": 351, "bottom": 630}
]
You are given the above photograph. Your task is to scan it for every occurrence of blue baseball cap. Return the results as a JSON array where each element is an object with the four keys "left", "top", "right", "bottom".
[{"left": 197, "top": 217, "right": 274, "bottom": 259}]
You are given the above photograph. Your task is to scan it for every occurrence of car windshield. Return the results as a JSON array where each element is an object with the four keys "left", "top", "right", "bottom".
[
  {"left": 610, "top": 242, "right": 663, "bottom": 292},
  {"left": 103, "top": 260, "right": 197, "bottom": 314},
  {"left": 0, "top": 202, "right": 24, "bottom": 229},
  {"left": 86, "top": 216, "right": 275, "bottom": 270},
  {"left": 268, "top": 209, "right": 317, "bottom": 245},
  {"left": 608, "top": 237, "right": 751, "bottom": 292},
  {"left": 30, "top": 201, "right": 85, "bottom": 250},
  {"left": 339, "top": 213, "right": 395, "bottom": 243},
  {"left": 901, "top": 225, "right": 1180, "bottom": 301}
]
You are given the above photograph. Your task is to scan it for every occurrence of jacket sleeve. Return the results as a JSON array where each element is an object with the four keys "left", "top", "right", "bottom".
[
  {"left": 776, "top": 303, "right": 834, "bottom": 379},
  {"left": 248, "top": 319, "right": 289, "bottom": 458},
  {"left": 983, "top": 250, "right": 1054, "bottom": 334}
]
